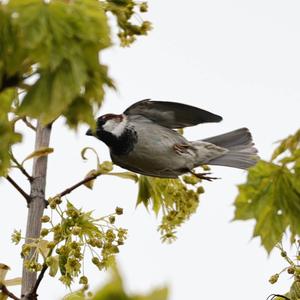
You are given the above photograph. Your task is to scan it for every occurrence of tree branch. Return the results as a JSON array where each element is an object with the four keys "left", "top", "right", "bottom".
[
  {"left": 55, "top": 172, "right": 102, "bottom": 199},
  {"left": 10, "top": 153, "right": 33, "bottom": 182},
  {"left": 6, "top": 175, "right": 31, "bottom": 204},
  {"left": 0, "top": 284, "right": 20, "bottom": 300},
  {"left": 25, "top": 264, "right": 48, "bottom": 300},
  {"left": 22, "top": 118, "right": 37, "bottom": 132},
  {"left": 21, "top": 122, "right": 52, "bottom": 299}
]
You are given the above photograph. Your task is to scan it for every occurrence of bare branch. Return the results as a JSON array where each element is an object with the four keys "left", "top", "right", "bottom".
[
  {"left": 10, "top": 153, "right": 33, "bottom": 182},
  {"left": 0, "top": 284, "right": 20, "bottom": 300},
  {"left": 22, "top": 118, "right": 37, "bottom": 132},
  {"left": 24, "top": 264, "right": 48, "bottom": 300},
  {"left": 6, "top": 175, "right": 31, "bottom": 204},
  {"left": 55, "top": 172, "right": 102, "bottom": 199}
]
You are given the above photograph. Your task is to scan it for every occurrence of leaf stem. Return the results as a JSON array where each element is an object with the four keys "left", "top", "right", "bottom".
[
  {"left": 10, "top": 153, "right": 33, "bottom": 182},
  {"left": 22, "top": 118, "right": 37, "bottom": 132}
]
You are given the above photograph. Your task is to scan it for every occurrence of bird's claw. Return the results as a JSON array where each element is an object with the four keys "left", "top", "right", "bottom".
[{"left": 190, "top": 171, "right": 219, "bottom": 181}]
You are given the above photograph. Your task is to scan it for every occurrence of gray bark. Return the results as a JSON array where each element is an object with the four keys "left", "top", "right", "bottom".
[{"left": 21, "top": 122, "right": 52, "bottom": 299}]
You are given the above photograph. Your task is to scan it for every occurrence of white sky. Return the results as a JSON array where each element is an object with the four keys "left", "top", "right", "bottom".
[{"left": 1, "top": 0, "right": 300, "bottom": 299}]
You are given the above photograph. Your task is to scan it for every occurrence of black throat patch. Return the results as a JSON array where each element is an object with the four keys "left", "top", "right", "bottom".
[{"left": 96, "top": 127, "right": 138, "bottom": 156}]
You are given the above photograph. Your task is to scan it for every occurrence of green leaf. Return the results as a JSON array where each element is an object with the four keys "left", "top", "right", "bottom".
[
  {"left": 234, "top": 160, "right": 300, "bottom": 253},
  {"left": 0, "top": 129, "right": 21, "bottom": 175},
  {"left": 98, "top": 161, "right": 113, "bottom": 174},
  {"left": 1, "top": 0, "right": 112, "bottom": 127},
  {"left": 81, "top": 147, "right": 100, "bottom": 167},
  {"left": 63, "top": 291, "right": 85, "bottom": 300},
  {"left": 136, "top": 175, "right": 151, "bottom": 208},
  {"left": 62, "top": 263, "right": 168, "bottom": 300},
  {"left": 64, "top": 97, "right": 95, "bottom": 128},
  {"left": 91, "top": 265, "right": 128, "bottom": 300},
  {"left": 106, "top": 171, "right": 139, "bottom": 182},
  {"left": 0, "top": 90, "right": 22, "bottom": 176},
  {"left": 48, "top": 256, "right": 59, "bottom": 277},
  {"left": 21, "top": 147, "right": 54, "bottom": 166},
  {"left": 0, "top": 264, "right": 10, "bottom": 284},
  {"left": 18, "top": 60, "right": 84, "bottom": 125},
  {"left": 132, "top": 287, "right": 168, "bottom": 300},
  {"left": 83, "top": 169, "right": 98, "bottom": 190},
  {"left": 271, "top": 129, "right": 300, "bottom": 161}
]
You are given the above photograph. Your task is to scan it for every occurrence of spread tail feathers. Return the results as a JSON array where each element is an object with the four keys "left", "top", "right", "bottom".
[{"left": 203, "top": 128, "right": 259, "bottom": 169}]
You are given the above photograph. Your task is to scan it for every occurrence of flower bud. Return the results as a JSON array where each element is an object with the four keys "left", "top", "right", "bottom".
[
  {"left": 41, "top": 215, "right": 50, "bottom": 223},
  {"left": 79, "top": 276, "right": 88, "bottom": 285},
  {"left": 115, "top": 207, "right": 123, "bottom": 215},
  {"left": 72, "top": 226, "right": 81, "bottom": 235}
]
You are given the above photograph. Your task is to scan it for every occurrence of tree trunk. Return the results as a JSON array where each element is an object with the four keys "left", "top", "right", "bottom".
[{"left": 21, "top": 122, "right": 52, "bottom": 299}]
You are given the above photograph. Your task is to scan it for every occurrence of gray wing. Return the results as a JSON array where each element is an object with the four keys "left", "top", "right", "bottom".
[{"left": 123, "top": 99, "right": 222, "bottom": 129}]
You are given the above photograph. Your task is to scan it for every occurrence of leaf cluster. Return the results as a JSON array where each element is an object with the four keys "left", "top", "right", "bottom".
[
  {"left": 103, "top": 0, "right": 152, "bottom": 46},
  {"left": 137, "top": 174, "right": 204, "bottom": 242},
  {"left": 234, "top": 129, "right": 300, "bottom": 253},
  {"left": 0, "top": 89, "right": 21, "bottom": 176},
  {"left": 0, "top": 0, "right": 151, "bottom": 176},
  {"left": 1, "top": 0, "right": 112, "bottom": 126},
  {"left": 266, "top": 241, "right": 300, "bottom": 300},
  {"left": 15, "top": 199, "right": 127, "bottom": 289}
]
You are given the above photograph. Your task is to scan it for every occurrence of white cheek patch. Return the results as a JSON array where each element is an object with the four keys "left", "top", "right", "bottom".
[
  {"left": 103, "top": 116, "right": 127, "bottom": 137},
  {"left": 103, "top": 119, "right": 117, "bottom": 132}
]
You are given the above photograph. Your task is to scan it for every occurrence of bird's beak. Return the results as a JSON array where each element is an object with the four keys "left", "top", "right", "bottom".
[{"left": 86, "top": 128, "right": 94, "bottom": 136}]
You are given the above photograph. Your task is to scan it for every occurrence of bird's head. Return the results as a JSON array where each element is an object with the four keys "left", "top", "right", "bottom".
[{"left": 86, "top": 114, "right": 128, "bottom": 140}]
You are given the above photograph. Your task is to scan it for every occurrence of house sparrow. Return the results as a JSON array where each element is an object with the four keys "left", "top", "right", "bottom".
[{"left": 86, "top": 99, "right": 259, "bottom": 179}]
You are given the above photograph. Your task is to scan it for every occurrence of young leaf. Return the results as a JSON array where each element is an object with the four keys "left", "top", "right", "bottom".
[
  {"left": 0, "top": 264, "right": 9, "bottom": 284},
  {"left": 3, "top": 277, "right": 22, "bottom": 286},
  {"left": 83, "top": 170, "right": 98, "bottom": 190},
  {"left": 48, "top": 256, "right": 59, "bottom": 277},
  {"left": 106, "top": 172, "right": 139, "bottom": 182},
  {"left": 21, "top": 147, "right": 54, "bottom": 166},
  {"left": 81, "top": 147, "right": 100, "bottom": 166}
]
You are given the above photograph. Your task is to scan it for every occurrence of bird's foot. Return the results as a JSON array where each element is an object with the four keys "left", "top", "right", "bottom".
[{"left": 190, "top": 171, "right": 219, "bottom": 182}]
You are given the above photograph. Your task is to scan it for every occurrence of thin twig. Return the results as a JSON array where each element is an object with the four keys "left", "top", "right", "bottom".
[
  {"left": 6, "top": 175, "right": 31, "bottom": 204},
  {"left": 10, "top": 153, "right": 33, "bottom": 182},
  {"left": 55, "top": 172, "right": 102, "bottom": 198},
  {"left": 0, "top": 284, "right": 20, "bottom": 300},
  {"left": 22, "top": 118, "right": 37, "bottom": 132},
  {"left": 26, "top": 264, "right": 48, "bottom": 300}
]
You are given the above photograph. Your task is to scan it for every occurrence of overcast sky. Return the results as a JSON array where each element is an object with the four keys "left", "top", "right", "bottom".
[{"left": 1, "top": 1, "right": 300, "bottom": 299}]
